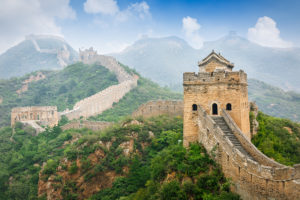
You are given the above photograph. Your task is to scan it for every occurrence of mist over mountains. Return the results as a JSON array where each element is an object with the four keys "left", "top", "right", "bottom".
[
  {"left": 0, "top": 35, "right": 78, "bottom": 79},
  {"left": 113, "top": 32, "right": 300, "bottom": 92}
]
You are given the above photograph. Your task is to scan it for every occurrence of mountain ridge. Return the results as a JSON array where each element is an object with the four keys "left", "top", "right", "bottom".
[
  {"left": 113, "top": 33, "right": 300, "bottom": 92},
  {"left": 0, "top": 35, "right": 78, "bottom": 79}
]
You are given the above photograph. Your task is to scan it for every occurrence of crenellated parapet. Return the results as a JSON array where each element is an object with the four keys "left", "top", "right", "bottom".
[
  {"left": 61, "top": 121, "right": 113, "bottom": 131},
  {"left": 11, "top": 106, "right": 58, "bottom": 127},
  {"left": 132, "top": 100, "right": 183, "bottom": 118},
  {"left": 79, "top": 48, "right": 133, "bottom": 83},
  {"left": 59, "top": 49, "right": 139, "bottom": 120},
  {"left": 183, "top": 70, "right": 247, "bottom": 85},
  {"left": 196, "top": 105, "right": 300, "bottom": 200}
]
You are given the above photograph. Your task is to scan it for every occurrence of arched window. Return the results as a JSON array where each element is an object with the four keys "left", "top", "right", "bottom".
[
  {"left": 226, "top": 103, "right": 232, "bottom": 111},
  {"left": 212, "top": 103, "right": 218, "bottom": 115},
  {"left": 192, "top": 104, "right": 197, "bottom": 111}
]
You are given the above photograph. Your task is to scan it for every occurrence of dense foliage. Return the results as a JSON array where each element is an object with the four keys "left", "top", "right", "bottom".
[
  {"left": 88, "top": 77, "right": 182, "bottom": 122},
  {"left": 86, "top": 116, "right": 238, "bottom": 200},
  {"left": 0, "top": 115, "right": 239, "bottom": 200},
  {"left": 0, "top": 62, "right": 118, "bottom": 126},
  {"left": 0, "top": 123, "right": 72, "bottom": 199},
  {"left": 252, "top": 112, "right": 300, "bottom": 166}
]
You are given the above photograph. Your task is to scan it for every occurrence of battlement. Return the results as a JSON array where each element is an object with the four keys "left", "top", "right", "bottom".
[
  {"left": 132, "top": 100, "right": 183, "bottom": 118},
  {"left": 11, "top": 106, "right": 58, "bottom": 127},
  {"left": 196, "top": 105, "right": 300, "bottom": 199},
  {"left": 183, "top": 70, "right": 247, "bottom": 85},
  {"left": 25, "top": 34, "right": 66, "bottom": 43},
  {"left": 61, "top": 121, "right": 113, "bottom": 131}
]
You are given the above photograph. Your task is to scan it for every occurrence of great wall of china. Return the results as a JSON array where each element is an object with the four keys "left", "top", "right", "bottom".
[
  {"left": 132, "top": 100, "right": 183, "bottom": 118},
  {"left": 26, "top": 34, "right": 75, "bottom": 67},
  {"left": 59, "top": 48, "right": 138, "bottom": 120},
  {"left": 11, "top": 48, "right": 138, "bottom": 127},
  {"left": 9, "top": 50, "right": 300, "bottom": 199},
  {"left": 197, "top": 106, "right": 300, "bottom": 200}
]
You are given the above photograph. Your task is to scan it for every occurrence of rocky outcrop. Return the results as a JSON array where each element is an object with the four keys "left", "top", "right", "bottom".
[
  {"left": 38, "top": 123, "right": 148, "bottom": 200},
  {"left": 250, "top": 102, "right": 259, "bottom": 136},
  {"left": 16, "top": 72, "right": 46, "bottom": 95}
]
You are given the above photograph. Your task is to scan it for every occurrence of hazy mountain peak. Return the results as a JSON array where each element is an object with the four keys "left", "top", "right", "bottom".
[
  {"left": 114, "top": 35, "right": 300, "bottom": 92},
  {"left": 0, "top": 35, "right": 78, "bottom": 79}
]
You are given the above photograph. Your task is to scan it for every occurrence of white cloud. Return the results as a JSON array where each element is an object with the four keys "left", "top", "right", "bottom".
[
  {"left": 0, "top": 0, "right": 75, "bottom": 53},
  {"left": 129, "top": 2, "right": 150, "bottom": 19},
  {"left": 182, "top": 16, "right": 203, "bottom": 49},
  {"left": 84, "top": 0, "right": 150, "bottom": 22},
  {"left": 84, "top": 0, "right": 119, "bottom": 15},
  {"left": 247, "top": 16, "right": 292, "bottom": 48}
]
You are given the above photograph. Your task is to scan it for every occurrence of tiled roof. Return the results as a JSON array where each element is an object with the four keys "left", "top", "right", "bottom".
[{"left": 198, "top": 50, "right": 234, "bottom": 68}]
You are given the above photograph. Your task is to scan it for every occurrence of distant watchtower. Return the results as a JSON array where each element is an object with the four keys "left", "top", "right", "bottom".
[{"left": 183, "top": 51, "right": 250, "bottom": 146}]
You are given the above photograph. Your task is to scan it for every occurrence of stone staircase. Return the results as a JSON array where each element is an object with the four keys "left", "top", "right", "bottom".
[{"left": 212, "top": 116, "right": 255, "bottom": 161}]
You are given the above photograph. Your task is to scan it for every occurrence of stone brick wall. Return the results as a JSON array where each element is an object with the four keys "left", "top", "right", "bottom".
[
  {"left": 60, "top": 49, "right": 139, "bottom": 120},
  {"left": 183, "top": 70, "right": 251, "bottom": 146},
  {"left": 11, "top": 106, "right": 58, "bottom": 127},
  {"left": 60, "top": 78, "right": 138, "bottom": 120},
  {"left": 79, "top": 48, "right": 132, "bottom": 82},
  {"left": 196, "top": 105, "right": 300, "bottom": 200},
  {"left": 61, "top": 121, "right": 113, "bottom": 131},
  {"left": 132, "top": 100, "right": 183, "bottom": 118}
]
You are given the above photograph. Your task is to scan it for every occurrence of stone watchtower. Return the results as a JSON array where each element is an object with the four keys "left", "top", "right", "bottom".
[{"left": 183, "top": 51, "right": 250, "bottom": 146}]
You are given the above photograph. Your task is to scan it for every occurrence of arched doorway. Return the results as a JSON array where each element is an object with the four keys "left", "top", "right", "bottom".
[{"left": 212, "top": 103, "right": 218, "bottom": 115}]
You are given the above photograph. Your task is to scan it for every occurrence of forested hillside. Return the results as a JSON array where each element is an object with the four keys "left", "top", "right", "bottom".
[
  {"left": 0, "top": 63, "right": 119, "bottom": 127},
  {"left": 0, "top": 115, "right": 239, "bottom": 200},
  {"left": 248, "top": 79, "right": 300, "bottom": 122},
  {"left": 252, "top": 112, "right": 300, "bottom": 166},
  {"left": 0, "top": 62, "right": 181, "bottom": 127}
]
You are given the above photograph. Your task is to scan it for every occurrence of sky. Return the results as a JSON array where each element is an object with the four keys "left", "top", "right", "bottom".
[{"left": 0, "top": 0, "right": 300, "bottom": 54}]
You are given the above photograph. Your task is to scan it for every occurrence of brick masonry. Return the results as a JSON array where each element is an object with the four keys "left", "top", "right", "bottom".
[
  {"left": 11, "top": 106, "right": 58, "bottom": 127},
  {"left": 59, "top": 48, "right": 138, "bottom": 120},
  {"left": 132, "top": 100, "right": 183, "bottom": 118}
]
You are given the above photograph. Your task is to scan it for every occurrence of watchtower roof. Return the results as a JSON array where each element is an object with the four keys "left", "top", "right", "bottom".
[{"left": 198, "top": 50, "right": 234, "bottom": 69}]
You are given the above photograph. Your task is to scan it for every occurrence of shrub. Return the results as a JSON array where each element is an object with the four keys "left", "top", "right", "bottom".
[{"left": 68, "top": 162, "right": 78, "bottom": 175}]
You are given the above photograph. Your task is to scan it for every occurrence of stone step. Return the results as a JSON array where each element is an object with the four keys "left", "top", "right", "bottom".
[{"left": 212, "top": 116, "right": 255, "bottom": 161}]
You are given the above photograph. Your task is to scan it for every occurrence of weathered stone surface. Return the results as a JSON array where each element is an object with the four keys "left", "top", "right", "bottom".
[
  {"left": 60, "top": 48, "right": 139, "bottom": 120},
  {"left": 196, "top": 105, "right": 300, "bottom": 200},
  {"left": 16, "top": 72, "right": 46, "bottom": 95},
  {"left": 183, "top": 52, "right": 300, "bottom": 199},
  {"left": 132, "top": 100, "right": 183, "bottom": 118},
  {"left": 11, "top": 106, "right": 58, "bottom": 127},
  {"left": 183, "top": 51, "right": 250, "bottom": 147},
  {"left": 61, "top": 121, "right": 113, "bottom": 131}
]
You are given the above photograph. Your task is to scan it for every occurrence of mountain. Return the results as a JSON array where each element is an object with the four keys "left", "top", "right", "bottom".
[
  {"left": 113, "top": 33, "right": 300, "bottom": 92},
  {"left": 0, "top": 62, "right": 181, "bottom": 127},
  {"left": 0, "top": 35, "right": 78, "bottom": 79},
  {"left": 112, "top": 36, "right": 199, "bottom": 88},
  {"left": 248, "top": 79, "right": 300, "bottom": 122}
]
